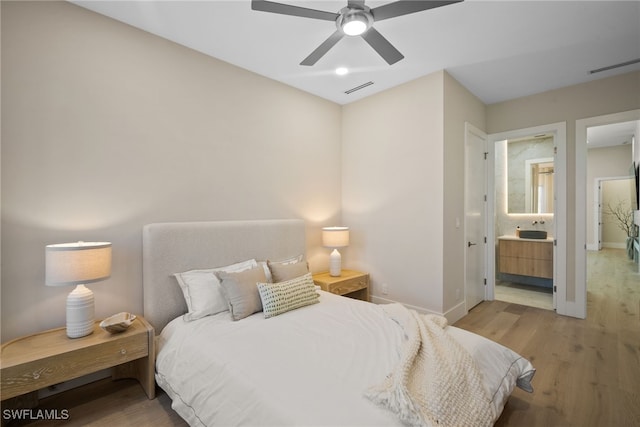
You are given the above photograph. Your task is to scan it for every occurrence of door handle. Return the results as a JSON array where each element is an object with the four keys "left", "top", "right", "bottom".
[{"left": 468, "top": 241, "right": 477, "bottom": 247}]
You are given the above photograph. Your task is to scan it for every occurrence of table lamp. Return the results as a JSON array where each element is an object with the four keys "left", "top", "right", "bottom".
[
  {"left": 322, "top": 227, "right": 349, "bottom": 277},
  {"left": 45, "top": 241, "right": 112, "bottom": 338}
]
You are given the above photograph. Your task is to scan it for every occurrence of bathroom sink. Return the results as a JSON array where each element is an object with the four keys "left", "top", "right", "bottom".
[{"left": 519, "top": 230, "right": 548, "bottom": 239}]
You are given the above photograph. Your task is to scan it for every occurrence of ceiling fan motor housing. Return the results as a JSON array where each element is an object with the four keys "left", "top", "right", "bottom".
[{"left": 336, "top": 6, "right": 373, "bottom": 36}]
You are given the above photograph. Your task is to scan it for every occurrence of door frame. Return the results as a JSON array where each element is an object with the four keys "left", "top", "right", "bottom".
[
  {"left": 487, "top": 122, "right": 567, "bottom": 314},
  {"left": 576, "top": 109, "right": 640, "bottom": 320}
]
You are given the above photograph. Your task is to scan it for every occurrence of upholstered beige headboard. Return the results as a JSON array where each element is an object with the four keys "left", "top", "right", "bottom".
[{"left": 142, "top": 219, "right": 306, "bottom": 333}]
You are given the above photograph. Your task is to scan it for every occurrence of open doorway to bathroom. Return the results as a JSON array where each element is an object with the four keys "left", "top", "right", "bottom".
[
  {"left": 486, "top": 122, "right": 567, "bottom": 313},
  {"left": 493, "top": 133, "right": 555, "bottom": 310}
]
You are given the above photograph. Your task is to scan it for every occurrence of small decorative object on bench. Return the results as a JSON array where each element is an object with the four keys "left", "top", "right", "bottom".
[{"left": 100, "top": 312, "right": 136, "bottom": 333}]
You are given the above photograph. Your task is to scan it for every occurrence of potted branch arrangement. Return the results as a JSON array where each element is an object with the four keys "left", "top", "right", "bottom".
[{"left": 604, "top": 200, "right": 635, "bottom": 259}]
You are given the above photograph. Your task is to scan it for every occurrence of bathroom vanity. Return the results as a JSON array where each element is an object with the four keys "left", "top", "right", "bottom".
[{"left": 498, "top": 235, "right": 553, "bottom": 287}]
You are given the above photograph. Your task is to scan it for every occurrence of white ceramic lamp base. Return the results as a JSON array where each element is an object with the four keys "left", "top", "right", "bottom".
[
  {"left": 66, "top": 284, "right": 95, "bottom": 338},
  {"left": 329, "top": 249, "right": 342, "bottom": 277}
]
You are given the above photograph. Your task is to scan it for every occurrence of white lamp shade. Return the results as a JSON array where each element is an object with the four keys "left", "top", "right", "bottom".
[
  {"left": 46, "top": 242, "right": 112, "bottom": 286},
  {"left": 322, "top": 227, "right": 350, "bottom": 248}
]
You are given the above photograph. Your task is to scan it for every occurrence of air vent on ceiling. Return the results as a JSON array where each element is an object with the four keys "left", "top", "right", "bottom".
[
  {"left": 589, "top": 58, "right": 640, "bottom": 74},
  {"left": 345, "top": 81, "right": 374, "bottom": 95}
]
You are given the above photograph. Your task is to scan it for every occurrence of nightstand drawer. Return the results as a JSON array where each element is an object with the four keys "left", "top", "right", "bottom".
[
  {"left": 327, "top": 276, "right": 368, "bottom": 295},
  {"left": 1, "top": 332, "right": 148, "bottom": 400}
]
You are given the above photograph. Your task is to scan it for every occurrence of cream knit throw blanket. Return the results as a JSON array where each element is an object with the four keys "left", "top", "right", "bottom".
[{"left": 365, "top": 304, "right": 496, "bottom": 427}]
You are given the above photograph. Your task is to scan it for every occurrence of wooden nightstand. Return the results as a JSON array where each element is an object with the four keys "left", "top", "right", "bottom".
[
  {"left": 1, "top": 315, "right": 155, "bottom": 406},
  {"left": 313, "top": 270, "right": 370, "bottom": 301}
]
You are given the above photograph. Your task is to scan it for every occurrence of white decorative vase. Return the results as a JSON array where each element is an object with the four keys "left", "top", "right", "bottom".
[{"left": 66, "top": 285, "right": 95, "bottom": 338}]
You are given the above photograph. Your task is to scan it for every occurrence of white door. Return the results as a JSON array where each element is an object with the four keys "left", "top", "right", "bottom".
[{"left": 464, "top": 123, "right": 487, "bottom": 310}]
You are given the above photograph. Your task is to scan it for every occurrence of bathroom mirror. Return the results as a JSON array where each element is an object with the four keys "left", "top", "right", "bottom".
[{"left": 507, "top": 135, "right": 555, "bottom": 214}]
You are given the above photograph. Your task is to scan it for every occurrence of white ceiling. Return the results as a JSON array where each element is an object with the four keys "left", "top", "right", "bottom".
[
  {"left": 587, "top": 120, "right": 638, "bottom": 149},
  {"left": 72, "top": 0, "right": 640, "bottom": 106}
]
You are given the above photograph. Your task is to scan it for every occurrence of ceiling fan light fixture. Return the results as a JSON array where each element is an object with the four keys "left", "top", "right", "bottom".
[
  {"left": 342, "top": 15, "right": 368, "bottom": 36},
  {"left": 337, "top": 7, "right": 373, "bottom": 36}
]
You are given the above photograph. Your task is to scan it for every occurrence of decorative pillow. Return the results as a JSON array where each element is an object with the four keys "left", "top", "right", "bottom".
[
  {"left": 257, "top": 273, "right": 319, "bottom": 319},
  {"left": 217, "top": 265, "right": 269, "bottom": 321},
  {"left": 261, "top": 254, "right": 304, "bottom": 282},
  {"left": 268, "top": 259, "right": 309, "bottom": 282},
  {"left": 257, "top": 261, "right": 273, "bottom": 282},
  {"left": 173, "top": 259, "right": 257, "bottom": 322}
]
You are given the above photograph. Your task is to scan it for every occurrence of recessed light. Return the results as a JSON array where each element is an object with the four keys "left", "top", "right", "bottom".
[{"left": 335, "top": 67, "right": 349, "bottom": 76}]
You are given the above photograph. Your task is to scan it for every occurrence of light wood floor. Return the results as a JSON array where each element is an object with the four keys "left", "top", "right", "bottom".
[
  {"left": 495, "top": 280, "right": 554, "bottom": 310},
  {"left": 456, "top": 248, "right": 639, "bottom": 426},
  {"left": 7, "top": 249, "right": 638, "bottom": 427}
]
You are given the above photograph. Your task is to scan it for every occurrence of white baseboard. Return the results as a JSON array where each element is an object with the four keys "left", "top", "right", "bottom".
[
  {"left": 369, "top": 295, "right": 468, "bottom": 324},
  {"left": 587, "top": 242, "right": 628, "bottom": 250},
  {"left": 370, "top": 295, "right": 440, "bottom": 315},
  {"left": 444, "top": 301, "right": 468, "bottom": 324},
  {"left": 602, "top": 242, "right": 626, "bottom": 249}
]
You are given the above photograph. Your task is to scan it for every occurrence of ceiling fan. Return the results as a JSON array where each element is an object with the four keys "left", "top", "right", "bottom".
[{"left": 251, "top": 0, "right": 462, "bottom": 66}]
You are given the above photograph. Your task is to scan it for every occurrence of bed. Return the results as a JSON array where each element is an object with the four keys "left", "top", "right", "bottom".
[{"left": 143, "top": 219, "right": 535, "bottom": 427}]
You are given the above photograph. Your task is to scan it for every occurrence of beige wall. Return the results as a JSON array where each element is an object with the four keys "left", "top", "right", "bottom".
[
  {"left": 487, "top": 71, "right": 640, "bottom": 303},
  {"left": 442, "top": 73, "right": 486, "bottom": 314},
  {"left": 1, "top": 1, "right": 342, "bottom": 340},
  {"left": 341, "top": 71, "right": 485, "bottom": 319},
  {"left": 4, "top": 2, "right": 640, "bottom": 342},
  {"left": 342, "top": 72, "right": 445, "bottom": 314}
]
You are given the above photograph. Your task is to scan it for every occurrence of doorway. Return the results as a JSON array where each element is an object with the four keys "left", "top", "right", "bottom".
[
  {"left": 576, "top": 110, "right": 640, "bottom": 319},
  {"left": 487, "top": 122, "right": 567, "bottom": 313},
  {"left": 595, "top": 177, "right": 635, "bottom": 251}
]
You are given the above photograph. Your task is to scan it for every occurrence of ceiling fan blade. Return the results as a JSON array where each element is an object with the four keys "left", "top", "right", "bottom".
[
  {"left": 371, "top": 0, "right": 462, "bottom": 22},
  {"left": 300, "top": 30, "right": 344, "bottom": 66},
  {"left": 361, "top": 27, "right": 404, "bottom": 65},
  {"left": 251, "top": 0, "right": 338, "bottom": 21},
  {"left": 348, "top": 0, "right": 366, "bottom": 8}
]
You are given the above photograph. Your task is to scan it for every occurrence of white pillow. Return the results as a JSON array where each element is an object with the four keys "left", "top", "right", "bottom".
[{"left": 174, "top": 259, "right": 257, "bottom": 322}]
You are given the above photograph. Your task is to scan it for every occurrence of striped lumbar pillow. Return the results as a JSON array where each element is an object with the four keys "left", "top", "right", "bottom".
[{"left": 257, "top": 273, "right": 319, "bottom": 318}]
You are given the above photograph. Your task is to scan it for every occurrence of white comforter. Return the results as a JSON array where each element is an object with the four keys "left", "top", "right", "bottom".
[{"left": 156, "top": 291, "right": 534, "bottom": 426}]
